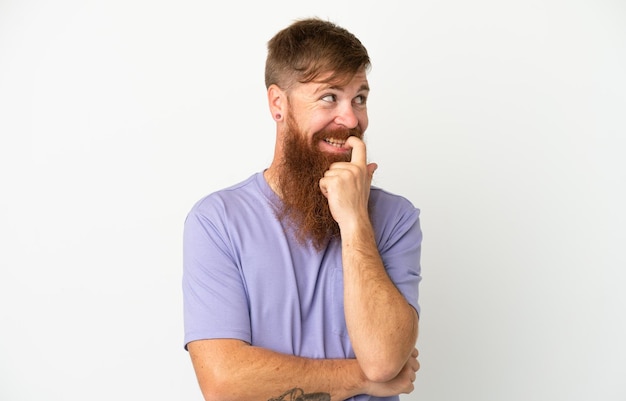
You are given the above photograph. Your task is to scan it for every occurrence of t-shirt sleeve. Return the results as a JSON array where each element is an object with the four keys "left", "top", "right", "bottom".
[
  {"left": 182, "top": 198, "right": 251, "bottom": 349},
  {"left": 375, "top": 197, "right": 423, "bottom": 317}
]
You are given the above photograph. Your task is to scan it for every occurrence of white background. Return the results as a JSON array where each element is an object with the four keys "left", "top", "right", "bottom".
[{"left": 1, "top": 1, "right": 625, "bottom": 400}]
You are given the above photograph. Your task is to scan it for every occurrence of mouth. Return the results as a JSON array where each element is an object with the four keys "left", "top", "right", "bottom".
[{"left": 323, "top": 137, "right": 348, "bottom": 149}]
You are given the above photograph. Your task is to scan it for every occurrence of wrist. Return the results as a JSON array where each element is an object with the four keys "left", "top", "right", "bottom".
[{"left": 338, "top": 213, "right": 373, "bottom": 238}]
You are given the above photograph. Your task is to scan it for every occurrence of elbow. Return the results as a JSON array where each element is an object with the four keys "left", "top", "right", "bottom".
[
  {"left": 200, "top": 369, "right": 250, "bottom": 401},
  {"left": 199, "top": 377, "right": 236, "bottom": 401},
  {"left": 359, "top": 324, "right": 419, "bottom": 383},
  {"left": 189, "top": 339, "right": 248, "bottom": 401},
  {"left": 360, "top": 359, "right": 404, "bottom": 383},
  {"left": 359, "top": 344, "right": 417, "bottom": 383},
  {"left": 194, "top": 363, "right": 241, "bottom": 401}
]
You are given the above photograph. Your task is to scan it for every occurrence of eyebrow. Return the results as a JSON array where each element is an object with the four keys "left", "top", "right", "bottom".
[{"left": 313, "top": 83, "right": 370, "bottom": 94}]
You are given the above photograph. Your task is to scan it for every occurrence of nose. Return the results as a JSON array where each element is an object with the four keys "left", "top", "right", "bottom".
[{"left": 334, "top": 102, "right": 359, "bottom": 129}]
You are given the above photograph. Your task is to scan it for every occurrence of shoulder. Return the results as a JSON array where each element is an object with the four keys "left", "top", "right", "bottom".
[
  {"left": 190, "top": 172, "right": 267, "bottom": 214},
  {"left": 370, "top": 186, "right": 420, "bottom": 217},
  {"left": 184, "top": 172, "right": 274, "bottom": 233},
  {"left": 369, "top": 186, "right": 421, "bottom": 244},
  {"left": 184, "top": 172, "right": 276, "bottom": 247}
]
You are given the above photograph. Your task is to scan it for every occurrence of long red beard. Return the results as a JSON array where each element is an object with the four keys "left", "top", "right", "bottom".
[{"left": 275, "top": 114, "right": 363, "bottom": 250}]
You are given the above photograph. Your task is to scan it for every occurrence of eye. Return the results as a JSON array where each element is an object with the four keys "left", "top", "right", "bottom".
[
  {"left": 321, "top": 94, "right": 337, "bottom": 103},
  {"left": 354, "top": 94, "right": 367, "bottom": 105}
]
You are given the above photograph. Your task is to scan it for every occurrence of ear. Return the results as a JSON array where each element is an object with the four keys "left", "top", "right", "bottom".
[{"left": 267, "top": 84, "right": 286, "bottom": 121}]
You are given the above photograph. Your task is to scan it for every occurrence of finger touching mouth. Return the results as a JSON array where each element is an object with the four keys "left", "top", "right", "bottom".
[{"left": 323, "top": 138, "right": 348, "bottom": 148}]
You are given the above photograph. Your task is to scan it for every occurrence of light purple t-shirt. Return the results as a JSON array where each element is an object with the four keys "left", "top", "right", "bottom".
[{"left": 183, "top": 172, "right": 422, "bottom": 400}]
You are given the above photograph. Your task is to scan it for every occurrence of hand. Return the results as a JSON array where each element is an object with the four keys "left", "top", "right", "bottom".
[
  {"left": 319, "top": 136, "right": 378, "bottom": 228},
  {"left": 364, "top": 348, "right": 420, "bottom": 397}
]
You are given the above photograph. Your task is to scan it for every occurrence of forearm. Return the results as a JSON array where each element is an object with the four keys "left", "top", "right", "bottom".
[
  {"left": 188, "top": 339, "right": 365, "bottom": 401},
  {"left": 341, "top": 217, "right": 419, "bottom": 382}
]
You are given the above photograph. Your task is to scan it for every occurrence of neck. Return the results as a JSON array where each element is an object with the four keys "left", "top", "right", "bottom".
[{"left": 263, "top": 166, "right": 282, "bottom": 198}]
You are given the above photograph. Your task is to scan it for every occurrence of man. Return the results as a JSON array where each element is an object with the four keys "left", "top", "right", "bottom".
[{"left": 183, "top": 18, "right": 422, "bottom": 401}]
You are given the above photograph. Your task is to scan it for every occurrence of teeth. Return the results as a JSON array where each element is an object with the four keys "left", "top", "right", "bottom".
[{"left": 324, "top": 138, "right": 346, "bottom": 148}]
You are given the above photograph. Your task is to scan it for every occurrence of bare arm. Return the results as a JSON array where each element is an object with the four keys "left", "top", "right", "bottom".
[
  {"left": 341, "top": 217, "right": 419, "bottom": 381},
  {"left": 187, "top": 339, "right": 418, "bottom": 401},
  {"left": 320, "top": 136, "right": 419, "bottom": 382}
]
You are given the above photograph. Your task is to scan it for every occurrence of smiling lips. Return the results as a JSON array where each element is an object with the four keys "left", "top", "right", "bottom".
[{"left": 323, "top": 138, "right": 347, "bottom": 148}]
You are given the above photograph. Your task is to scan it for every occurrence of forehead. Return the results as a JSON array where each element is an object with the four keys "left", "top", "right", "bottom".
[{"left": 295, "top": 69, "right": 370, "bottom": 95}]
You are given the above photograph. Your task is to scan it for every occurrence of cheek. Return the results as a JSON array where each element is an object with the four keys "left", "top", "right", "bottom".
[
  {"left": 358, "top": 112, "right": 369, "bottom": 131},
  {"left": 309, "top": 114, "right": 336, "bottom": 134}
]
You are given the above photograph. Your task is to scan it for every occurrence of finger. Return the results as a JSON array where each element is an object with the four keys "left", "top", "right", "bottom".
[
  {"left": 367, "top": 162, "right": 378, "bottom": 179},
  {"left": 346, "top": 136, "right": 366, "bottom": 166},
  {"left": 319, "top": 182, "right": 330, "bottom": 199},
  {"left": 409, "top": 354, "right": 420, "bottom": 371}
]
